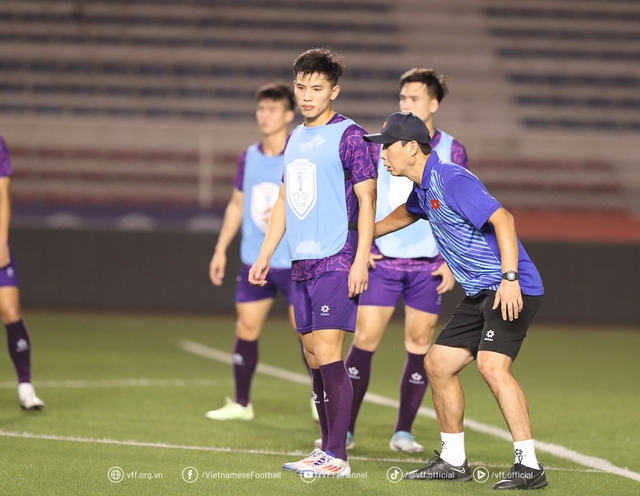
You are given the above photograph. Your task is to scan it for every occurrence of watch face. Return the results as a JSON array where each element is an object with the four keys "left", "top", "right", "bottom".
[{"left": 507, "top": 272, "right": 516, "bottom": 281}]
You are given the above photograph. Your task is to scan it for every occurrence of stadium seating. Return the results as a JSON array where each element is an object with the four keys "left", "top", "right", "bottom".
[{"left": 0, "top": 0, "right": 638, "bottom": 227}]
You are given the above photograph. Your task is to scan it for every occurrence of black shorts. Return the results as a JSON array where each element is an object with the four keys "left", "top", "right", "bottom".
[{"left": 435, "top": 290, "right": 543, "bottom": 362}]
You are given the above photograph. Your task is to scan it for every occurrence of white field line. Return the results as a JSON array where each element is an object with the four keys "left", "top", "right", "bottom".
[
  {"left": 0, "top": 430, "right": 602, "bottom": 473},
  {"left": 181, "top": 340, "right": 640, "bottom": 484},
  {"left": 0, "top": 379, "right": 220, "bottom": 389}
]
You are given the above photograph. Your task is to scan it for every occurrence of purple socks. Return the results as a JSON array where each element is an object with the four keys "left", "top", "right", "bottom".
[
  {"left": 319, "top": 360, "right": 353, "bottom": 461},
  {"left": 345, "top": 344, "right": 374, "bottom": 435},
  {"left": 394, "top": 351, "right": 428, "bottom": 433},
  {"left": 311, "top": 368, "right": 329, "bottom": 450},
  {"left": 232, "top": 338, "right": 258, "bottom": 407},
  {"left": 6, "top": 320, "right": 31, "bottom": 384}
]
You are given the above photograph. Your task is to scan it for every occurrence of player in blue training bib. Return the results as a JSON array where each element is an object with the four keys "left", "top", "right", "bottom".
[
  {"left": 249, "top": 48, "right": 377, "bottom": 478},
  {"left": 205, "top": 83, "right": 309, "bottom": 422},
  {"left": 348, "top": 68, "right": 470, "bottom": 454}
]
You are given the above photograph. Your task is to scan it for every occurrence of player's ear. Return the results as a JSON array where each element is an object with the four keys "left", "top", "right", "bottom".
[
  {"left": 285, "top": 109, "right": 295, "bottom": 124},
  {"left": 430, "top": 97, "right": 439, "bottom": 115},
  {"left": 330, "top": 84, "right": 341, "bottom": 101}
]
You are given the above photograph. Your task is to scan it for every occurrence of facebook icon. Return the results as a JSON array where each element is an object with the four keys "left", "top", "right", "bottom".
[{"left": 182, "top": 466, "right": 199, "bottom": 483}]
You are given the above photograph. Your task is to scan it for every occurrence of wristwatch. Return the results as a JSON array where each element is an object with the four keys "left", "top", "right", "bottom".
[{"left": 502, "top": 270, "right": 519, "bottom": 282}]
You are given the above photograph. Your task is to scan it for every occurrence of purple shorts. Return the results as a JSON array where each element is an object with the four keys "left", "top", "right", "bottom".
[
  {"left": 292, "top": 271, "right": 357, "bottom": 334},
  {"left": 235, "top": 264, "right": 293, "bottom": 305},
  {"left": 0, "top": 249, "right": 19, "bottom": 288},
  {"left": 359, "top": 257, "right": 443, "bottom": 314}
]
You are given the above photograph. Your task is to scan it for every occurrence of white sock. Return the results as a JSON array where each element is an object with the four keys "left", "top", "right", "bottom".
[
  {"left": 514, "top": 439, "right": 539, "bottom": 469},
  {"left": 440, "top": 432, "right": 466, "bottom": 466}
]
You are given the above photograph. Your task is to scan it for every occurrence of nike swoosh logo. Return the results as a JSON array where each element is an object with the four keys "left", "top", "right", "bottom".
[{"left": 449, "top": 467, "right": 467, "bottom": 474}]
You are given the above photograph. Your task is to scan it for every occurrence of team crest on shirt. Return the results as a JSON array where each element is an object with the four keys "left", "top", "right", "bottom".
[
  {"left": 286, "top": 159, "right": 317, "bottom": 220},
  {"left": 250, "top": 182, "right": 280, "bottom": 233}
]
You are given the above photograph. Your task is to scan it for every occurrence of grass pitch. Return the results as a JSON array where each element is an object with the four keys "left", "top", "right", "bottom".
[{"left": 0, "top": 311, "right": 638, "bottom": 495}]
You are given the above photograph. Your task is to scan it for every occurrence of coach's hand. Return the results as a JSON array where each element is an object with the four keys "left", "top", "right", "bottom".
[
  {"left": 433, "top": 261, "right": 455, "bottom": 294},
  {"left": 348, "top": 258, "right": 369, "bottom": 298},
  {"left": 249, "top": 256, "right": 271, "bottom": 287},
  {"left": 493, "top": 280, "right": 523, "bottom": 321}
]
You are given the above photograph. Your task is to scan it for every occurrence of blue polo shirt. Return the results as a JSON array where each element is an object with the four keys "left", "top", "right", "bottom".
[{"left": 404, "top": 151, "right": 544, "bottom": 297}]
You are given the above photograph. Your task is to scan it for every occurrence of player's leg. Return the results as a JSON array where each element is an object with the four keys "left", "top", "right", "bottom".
[
  {"left": 391, "top": 266, "right": 442, "bottom": 452},
  {"left": 307, "top": 271, "right": 356, "bottom": 476},
  {"left": 345, "top": 304, "right": 394, "bottom": 439},
  {"left": 233, "top": 298, "right": 273, "bottom": 403},
  {"left": 390, "top": 306, "right": 438, "bottom": 452},
  {"left": 0, "top": 266, "right": 44, "bottom": 411},
  {"left": 314, "top": 328, "right": 350, "bottom": 462},
  {"left": 205, "top": 297, "right": 273, "bottom": 420},
  {"left": 205, "top": 265, "right": 275, "bottom": 421},
  {"left": 346, "top": 262, "right": 401, "bottom": 440}
]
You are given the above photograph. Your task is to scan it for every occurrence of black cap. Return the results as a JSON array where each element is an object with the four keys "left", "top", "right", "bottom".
[{"left": 363, "top": 112, "right": 431, "bottom": 144}]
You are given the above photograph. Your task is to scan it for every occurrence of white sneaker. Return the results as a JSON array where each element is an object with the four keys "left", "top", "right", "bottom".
[
  {"left": 297, "top": 452, "right": 351, "bottom": 477},
  {"left": 389, "top": 430, "right": 424, "bottom": 453},
  {"left": 205, "top": 397, "right": 254, "bottom": 421},
  {"left": 282, "top": 448, "right": 325, "bottom": 472},
  {"left": 314, "top": 431, "right": 355, "bottom": 450},
  {"left": 18, "top": 383, "right": 45, "bottom": 411},
  {"left": 310, "top": 397, "right": 319, "bottom": 422}
]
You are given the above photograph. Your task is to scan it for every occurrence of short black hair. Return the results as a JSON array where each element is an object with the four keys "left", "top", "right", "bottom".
[
  {"left": 400, "top": 140, "right": 432, "bottom": 155},
  {"left": 255, "top": 82, "right": 295, "bottom": 111},
  {"left": 399, "top": 68, "right": 448, "bottom": 102},
  {"left": 292, "top": 48, "right": 344, "bottom": 85}
]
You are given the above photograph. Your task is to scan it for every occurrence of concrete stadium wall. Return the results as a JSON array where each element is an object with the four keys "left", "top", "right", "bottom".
[{"left": 10, "top": 228, "right": 640, "bottom": 326}]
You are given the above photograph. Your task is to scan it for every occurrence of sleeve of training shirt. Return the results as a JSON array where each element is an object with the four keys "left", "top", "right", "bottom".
[
  {"left": 443, "top": 172, "right": 501, "bottom": 230},
  {"left": 405, "top": 189, "right": 429, "bottom": 221},
  {"left": 451, "top": 139, "right": 469, "bottom": 170},
  {"left": 339, "top": 124, "right": 378, "bottom": 183},
  {"left": 232, "top": 149, "right": 247, "bottom": 191}
]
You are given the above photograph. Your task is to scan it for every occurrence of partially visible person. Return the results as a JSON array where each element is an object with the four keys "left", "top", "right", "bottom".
[
  {"left": 346, "top": 68, "right": 468, "bottom": 453},
  {"left": 205, "top": 82, "right": 309, "bottom": 421},
  {"left": 0, "top": 137, "right": 45, "bottom": 411},
  {"left": 249, "top": 48, "right": 377, "bottom": 477}
]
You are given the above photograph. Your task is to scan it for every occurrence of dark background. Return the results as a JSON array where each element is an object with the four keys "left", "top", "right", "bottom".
[{"left": 12, "top": 227, "right": 639, "bottom": 326}]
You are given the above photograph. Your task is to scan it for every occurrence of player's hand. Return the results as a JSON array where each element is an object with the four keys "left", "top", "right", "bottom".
[
  {"left": 348, "top": 258, "right": 369, "bottom": 298},
  {"left": 0, "top": 243, "right": 10, "bottom": 269},
  {"left": 368, "top": 252, "right": 383, "bottom": 269},
  {"left": 209, "top": 252, "right": 226, "bottom": 286},
  {"left": 433, "top": 261, "right": 455, "bottom": 294},
  {"left": 493, "top": 280, "right": 523, "bottom": 321},
  {"left": 249, "top": 256, "right": 271, "bottom": 287}
]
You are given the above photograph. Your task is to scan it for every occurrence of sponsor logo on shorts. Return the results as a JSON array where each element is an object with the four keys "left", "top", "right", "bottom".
[
  {"left": 347, "top": 367, "right": 360, "bottom": 379},
  {"left": 6, "top": 267, "right": 14, "bottom": 278},
  {"left": 232, "top": 353, "right": 245, "bottom": 365},
  {"left": 409, "top": 372, "right": 424, "bottom": 385},
  {"left": 320, "top": 305, "right": 330, "bottom": 316},
  {"left": 323, "top": 391, "right": 329, "bottom": 403},
  {"left": 484, "top": 330, "right": 495, "bottom": 341}
]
